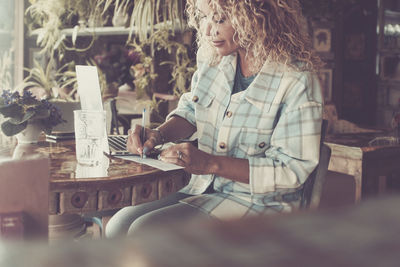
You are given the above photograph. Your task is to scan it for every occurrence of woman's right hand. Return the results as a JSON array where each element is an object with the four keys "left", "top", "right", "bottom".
[{"left": 126, "top": 124, "right": 163, "bottom": 157}]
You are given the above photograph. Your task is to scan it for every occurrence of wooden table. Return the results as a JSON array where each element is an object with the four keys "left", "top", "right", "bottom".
[
  {"left": 325, "top": 133, "right": 400, "bottom": 202},
  {"left": 4, "top": 140, "right": 189, "bottom": 239}
]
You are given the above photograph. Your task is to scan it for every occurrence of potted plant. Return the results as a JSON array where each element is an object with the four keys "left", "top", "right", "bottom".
[
  {"left": 17, "top": 58, "right": 82, "bottom": 134},
  {"left": 25, "top": 0, "right": 106, "bottom": 57},
  {"left": 25, "top": 0, "right": 192, "bottom": 124},
  {"left": 126, "top": 28, "right": 196, "bottom": 121},
  {"left": 0, "top": 89, "right": 65, "bottom": 143}
]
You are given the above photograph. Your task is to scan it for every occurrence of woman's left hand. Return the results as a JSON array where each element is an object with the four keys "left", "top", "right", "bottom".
[{"left": 159, "top": 142, "right": 214, "bottom": 175}]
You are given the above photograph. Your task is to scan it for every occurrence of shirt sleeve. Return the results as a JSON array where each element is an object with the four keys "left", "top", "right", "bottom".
[
  {"left": 165, "top": 59, "right": 204, "bottom": 127},
  {"left": 248, "top": 73, "right": 323, "bottom": 195}
]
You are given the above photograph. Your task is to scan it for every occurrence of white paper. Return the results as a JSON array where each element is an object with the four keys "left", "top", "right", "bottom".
[
  {"left": 75, "top": 65, "right": 103, "bottom": 111},
  {"left": 75, "top": 65, "right": 109, "bottom": 153},
  {"left": 116, "top": 155, "right": 184, "bottom": 172}
]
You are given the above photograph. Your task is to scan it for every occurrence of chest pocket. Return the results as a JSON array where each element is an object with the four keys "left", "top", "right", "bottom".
[
  {"left": 193, "top": 89, "right": 216, "bottom": 122},
  {"left": 239, "top": 128, "right": 273, "bottom": 156},
  {"left": 192, "top": 90, "right": 217, "bottom": 141},
  {"left": 193, "top": 90, "right": 215, "bottom": 108}
]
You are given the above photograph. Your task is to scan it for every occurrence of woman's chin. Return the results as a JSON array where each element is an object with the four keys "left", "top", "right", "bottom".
[
  {"left": 215, "top": 49, "right": 231, "bottom": 57},
  {"left": 214, "top": 47, "right": 238, "bottom": 57}
]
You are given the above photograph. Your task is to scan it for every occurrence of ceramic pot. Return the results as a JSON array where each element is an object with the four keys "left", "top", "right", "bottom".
[
  {"left": 16, "top": 122, "right": 42, "bottom": 144},
  {"left": 12, "top": 143, "right": 38, "bottom": 159}
]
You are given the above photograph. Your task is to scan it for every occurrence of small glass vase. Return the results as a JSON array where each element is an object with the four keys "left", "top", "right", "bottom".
[{"left": 16, "top": 122, "right": 42, "bottom": 144}]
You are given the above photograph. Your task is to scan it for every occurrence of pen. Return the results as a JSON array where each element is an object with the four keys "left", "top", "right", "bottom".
[
  {"left": 141, "top": 108, "right": 146, "bottom": 158},
  {"left": 103, "top": 151, "right": 116, "bottom": 160}
]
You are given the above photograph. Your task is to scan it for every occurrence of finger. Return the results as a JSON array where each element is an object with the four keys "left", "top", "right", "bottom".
[
  {"left": 159, "top": 146, "right": 177, "bottom": 158},
  {"left": 142, "top": 136, "right": 158, "bottom": 155},
  {"left": 160, "top": 147, "right": 185, "bottom": 162},
  {"left": 127, "top": 125, "right": 143, "bottom": 154},
  {"left": 159, "top": 154, "right": 185, "bottom": 167}
]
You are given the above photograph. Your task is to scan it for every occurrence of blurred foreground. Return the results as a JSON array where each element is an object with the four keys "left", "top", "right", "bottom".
[{"left": 1, "top": 195, "right": 400, "bottom": 267}]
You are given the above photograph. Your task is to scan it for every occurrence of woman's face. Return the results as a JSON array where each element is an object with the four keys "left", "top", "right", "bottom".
[{"left": 196, "top": 0, "right": 240, "bottom": 56}]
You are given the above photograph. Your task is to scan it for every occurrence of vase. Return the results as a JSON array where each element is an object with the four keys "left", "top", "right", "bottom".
[
  {"left": 12, "top": 143, "right": 38, "bottom": 159},
  {"left": 16, "top": 122, "right": 42, "bottom": 144}
]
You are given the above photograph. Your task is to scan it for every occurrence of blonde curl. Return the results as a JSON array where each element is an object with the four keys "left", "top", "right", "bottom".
[{"left": 186, "top": 0, "right": 322, "bottom": 73}]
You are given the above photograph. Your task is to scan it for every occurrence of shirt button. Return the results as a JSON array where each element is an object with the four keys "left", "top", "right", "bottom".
[
  {"left": 192, "top": 95, "right": 199, "bottom": 103},
  {"left": 219, "top": 142, "right": 226, "bottom": 149},
  {"left": 226, "top": 111, "right": 233, "bottom": 118},
  {"left": 259, "top": 142, "right": 266, "bottom": 148}
]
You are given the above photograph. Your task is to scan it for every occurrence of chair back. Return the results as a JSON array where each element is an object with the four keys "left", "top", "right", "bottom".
[
  {"left": 0, "top": 156, "right": 49, "bottom": 240},
  {"left": 300, "top": 120, "right": 331, "bottom": 210},
  {"left": 103, "top": 98, "right": 120, "bottom": 135}
]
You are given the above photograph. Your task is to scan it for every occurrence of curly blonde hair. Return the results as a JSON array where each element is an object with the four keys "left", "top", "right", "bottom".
[{"left": 186, "top": 0, "right": 322, "bottom": 73}]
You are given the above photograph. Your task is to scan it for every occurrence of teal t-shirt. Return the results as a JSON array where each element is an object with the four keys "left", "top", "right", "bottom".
[{"left": 232, "top": 60, "right": 256, "bottom": 94}]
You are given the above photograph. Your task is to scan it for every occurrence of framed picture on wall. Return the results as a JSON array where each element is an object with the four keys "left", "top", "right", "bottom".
[
  {"left": 313, "top": 28, "right": 331, "bottom": 52},
  {"left": 317, "top": 69, "right": 333, "bottom": 102}
]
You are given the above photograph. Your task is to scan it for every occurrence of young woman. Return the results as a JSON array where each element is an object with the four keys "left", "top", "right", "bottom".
[{"left": 106, "top": 0, "right": 323, "bottom": 237}]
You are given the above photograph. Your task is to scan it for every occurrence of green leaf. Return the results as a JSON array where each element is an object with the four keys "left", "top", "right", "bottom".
[
  {"left": 0, "top": 103, "right": 23, "bottom": 119},
  {"left": 1, "top": 120, "right": 27, "bottom": 136},
  {"left": 13, "top": 109, "right": 36, "bottom": 124}
]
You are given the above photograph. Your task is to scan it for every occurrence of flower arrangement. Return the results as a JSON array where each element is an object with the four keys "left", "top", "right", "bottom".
[{"left": 0, "top": 90, "right": 65, "bottom": 136}]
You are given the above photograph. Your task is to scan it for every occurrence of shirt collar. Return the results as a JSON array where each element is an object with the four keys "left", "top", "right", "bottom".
[
  {"left": 217, "top": 53, "right": 238, "bottom": 91},
  {"left": 216, "top": 53, "right": 284, "bottom": 112},
  {"left": 243, "top": 60, "right": 284, "bottom": 112}
]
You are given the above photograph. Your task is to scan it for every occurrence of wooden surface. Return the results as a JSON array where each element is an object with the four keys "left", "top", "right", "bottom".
[
  {"left": 1, "top": 141, "right": 189, "bottom": 216},
  {"left": 325, "top": 132, "right": 400, "bottom": 202}
]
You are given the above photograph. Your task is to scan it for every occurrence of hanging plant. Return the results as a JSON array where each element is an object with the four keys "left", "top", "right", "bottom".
[
  {"left": 129, "top": 0, "right": 185, "bottom": 42},
  {"left": 25, "top": 0, "right": 109, "bottom": 58}
]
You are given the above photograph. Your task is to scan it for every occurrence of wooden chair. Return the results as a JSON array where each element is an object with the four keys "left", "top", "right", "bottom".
[
  {"left": 300, "top": 120, "right": 332, "bottom": 210},
  {"left": 0, "top": 156, "right": 50, "bottom": 240}
]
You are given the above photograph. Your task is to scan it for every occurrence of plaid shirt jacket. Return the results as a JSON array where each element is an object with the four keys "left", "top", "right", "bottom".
[{"left": 167, "top": 52, "right": 323, "bottom": 220}]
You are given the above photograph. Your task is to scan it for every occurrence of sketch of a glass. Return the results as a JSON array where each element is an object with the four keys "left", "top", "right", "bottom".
[{"left": 74, "top": 110, "right": 106, "bottom": 166}]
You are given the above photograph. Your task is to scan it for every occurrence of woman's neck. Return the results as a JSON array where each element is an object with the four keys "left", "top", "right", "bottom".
[{"left": 237, "top": 49, "right": 254, "bottom": 78}]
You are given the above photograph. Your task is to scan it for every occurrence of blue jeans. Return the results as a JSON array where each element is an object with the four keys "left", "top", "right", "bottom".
[{"left": 105, "top": 192, "right": 209, "bottom": 238}]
